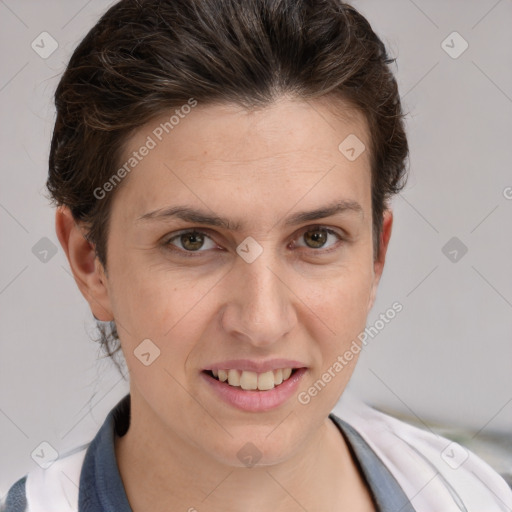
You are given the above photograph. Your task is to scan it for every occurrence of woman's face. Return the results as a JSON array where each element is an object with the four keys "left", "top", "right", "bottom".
[{"left": 91, "top": 97, "right": 391, "bottom": 466}]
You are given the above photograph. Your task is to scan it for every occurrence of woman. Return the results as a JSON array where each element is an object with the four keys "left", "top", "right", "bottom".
[{"left": 3, "top": 0, "right": 511, "bottom": 510}]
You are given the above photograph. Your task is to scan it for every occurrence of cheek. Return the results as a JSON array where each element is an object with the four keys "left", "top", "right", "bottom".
[
  {"left": 300, "top": 261, "right": 374, "bottom": 338},
  {"left": 290, "top": 269, "right": 374, "bottom": 419},
  {"left": 107, "top": 256, "right": 224, "bottom": 379},
  {"left": 108, "top": 235, "right": 374, "bottom": 359},
  {"left": 106, "top": 238, "right": 199, "bottom": 329}
]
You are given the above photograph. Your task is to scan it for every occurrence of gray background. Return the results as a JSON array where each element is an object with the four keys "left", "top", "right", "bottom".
[{"left": 1, "top": 0, "right": 511, "bottom": 496}]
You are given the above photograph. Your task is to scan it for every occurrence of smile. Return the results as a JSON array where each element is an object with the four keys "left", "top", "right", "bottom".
[
  {"left": 201, "top": 367, "right": 307, "bottom": 412},
  {"left": 206, "top": 368, "right": 295, "bottom": 391}
]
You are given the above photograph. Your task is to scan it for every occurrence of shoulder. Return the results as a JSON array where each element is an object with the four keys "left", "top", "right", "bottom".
[
  {"left": 331, "top": 391, "right": 512, "bottom": 511},
  {"left": 1, "top": 476, "right": 27, "bottom": 512},
  {"left": 1, "top": 444, "right": 89, "bottom": 512},
  {"left": 1, "top": 394, "right": 130, "bottom": 512}
]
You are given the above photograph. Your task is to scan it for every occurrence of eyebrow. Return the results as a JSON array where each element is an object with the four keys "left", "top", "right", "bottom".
[{"left": 136, "top": 199, "right": 364, "bottom": 231}]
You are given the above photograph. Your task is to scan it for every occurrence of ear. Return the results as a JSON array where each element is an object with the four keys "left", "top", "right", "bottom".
[
  {"left": 55, "top": 206, "right": 114, "bottom": 321},
  {"left": 367, "top": 209, "right": 393, "bottom": 312}
]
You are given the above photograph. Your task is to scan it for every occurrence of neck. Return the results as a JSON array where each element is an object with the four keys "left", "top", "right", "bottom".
[{"left": 115, "top": 391, "right": 372, "bottom": 511}]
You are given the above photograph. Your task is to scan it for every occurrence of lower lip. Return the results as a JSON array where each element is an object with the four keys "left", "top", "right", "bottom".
[{"left": 201, "top": 368, "right": 307, "bottom": 412}]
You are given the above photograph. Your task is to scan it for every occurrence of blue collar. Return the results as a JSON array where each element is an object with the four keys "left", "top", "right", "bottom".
[{"left": 78, "top": 394, "right": 415, "bottom": 511}]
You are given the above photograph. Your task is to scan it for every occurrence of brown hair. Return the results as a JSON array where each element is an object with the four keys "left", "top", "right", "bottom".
[{"left": 46, "top": 0, "right": 409, "bottom": 365}]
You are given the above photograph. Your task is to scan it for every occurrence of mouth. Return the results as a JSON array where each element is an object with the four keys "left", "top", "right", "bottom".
[
  {"left": 202, "top": 367, "right": 301, "bottom": 391},
  {"left": 201, "top": 367, "right": 307, "bottom": 412}
]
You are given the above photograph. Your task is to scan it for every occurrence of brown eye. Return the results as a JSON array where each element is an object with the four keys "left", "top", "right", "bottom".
[
  {"left": 297, "top": 227, "right": 343, "bottom": 251},
  {"left": 180, "top": 231, "right": 205, "bottom": 251},
  {"left": 303, "top": 228, "right": 328, "bottom": 249},
  {"left": 165, "top": 230, "right": 217, "bottom": 254}
]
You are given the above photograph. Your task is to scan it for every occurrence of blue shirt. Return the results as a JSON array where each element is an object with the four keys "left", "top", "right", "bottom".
[{"left": 4, "top": 393, "right": 415, "bottom": 511}]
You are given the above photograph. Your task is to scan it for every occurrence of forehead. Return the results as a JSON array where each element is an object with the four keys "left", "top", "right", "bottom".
[{"left": 111, "top": 97, "right": 372, "bottom": 226}]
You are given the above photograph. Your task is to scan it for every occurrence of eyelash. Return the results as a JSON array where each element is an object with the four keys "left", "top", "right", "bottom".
[{"left": 162, "top": 225, "right": 345, "bottom": 258}]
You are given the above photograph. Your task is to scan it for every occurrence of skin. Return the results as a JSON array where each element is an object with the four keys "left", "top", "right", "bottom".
[{"left": 56, "top": 96, "right": 393, "bottom": 511}]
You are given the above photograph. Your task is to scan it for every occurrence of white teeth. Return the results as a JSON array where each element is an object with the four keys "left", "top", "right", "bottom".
[
  {"left": 227, "top": 369, "right": 240, "bottom": 386},
  {"left": 239, "top": 370, "right": 258, "bottom": 390},
  {"left": 257, "top": 371, "right": 275, "bottom": 391},
  {"left": 211, "top": 368, "right": 296, "bottom": 390}
]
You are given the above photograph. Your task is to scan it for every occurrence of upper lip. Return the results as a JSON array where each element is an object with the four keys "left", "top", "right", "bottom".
[{"left": 203, "top": 359, "right": 307, "bottom": 373}]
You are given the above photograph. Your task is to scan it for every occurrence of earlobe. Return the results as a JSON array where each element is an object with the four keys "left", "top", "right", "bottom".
[
  {"left": 55, "top": 206, "right": 114, "bottom": 321},
  {"left": 367, "top": 209, "right": 393, "bottom": 311}
]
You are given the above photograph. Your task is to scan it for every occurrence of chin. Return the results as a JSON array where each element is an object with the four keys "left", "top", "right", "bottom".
[{"left": 204, "top": 429, "right": 301, "bottom": 469}]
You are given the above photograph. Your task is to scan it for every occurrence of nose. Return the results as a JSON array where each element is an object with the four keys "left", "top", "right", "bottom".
[{"left": 220, "top": 251, "right": 297, "bottom": 349}]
